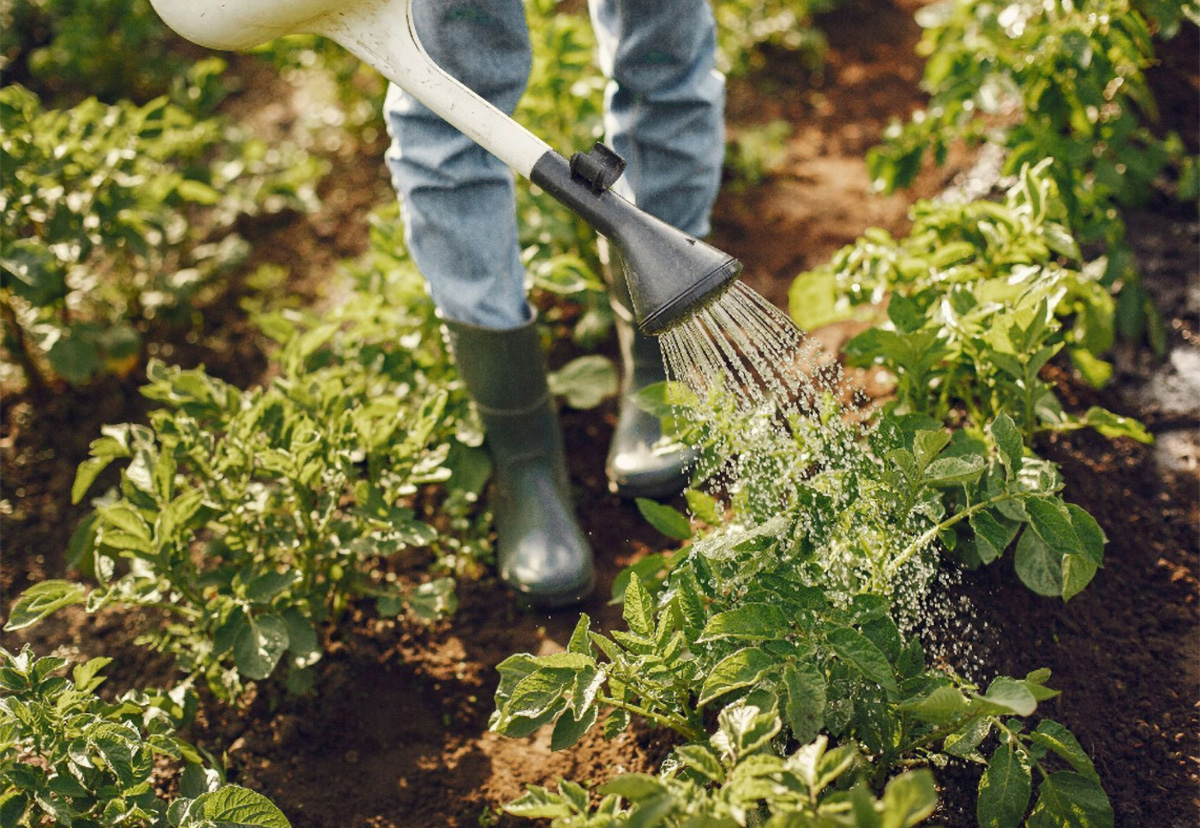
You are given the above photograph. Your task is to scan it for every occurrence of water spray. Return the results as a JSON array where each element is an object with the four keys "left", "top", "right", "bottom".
[{"left": 147, "top": 0, "right": 742, "bottom": 335}]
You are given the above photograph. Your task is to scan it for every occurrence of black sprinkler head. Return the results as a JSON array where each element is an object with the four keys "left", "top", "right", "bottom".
[{"left": 530, "top": 149, "right": 742, "bottom": 335}]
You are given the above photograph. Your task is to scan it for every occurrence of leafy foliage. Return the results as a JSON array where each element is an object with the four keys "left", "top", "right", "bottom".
[
  {"left": 5, "top": 265, "right": 489, "bottom": 700},
  {"left": 0, "top": 645, "right": 290, "bottom": 828},
  {"left": 726, "top": 120, "right": 794, "bottom": 192},
  {"left": 714, "top": 0, "right": 843, "bottom": 78},
  {"left": 493, "top": 394, "right": 1112, "bottom": 824},
  {"left": 865, "top": 0, "right": 1196, "bottom": 349},
  {"left": 868, "top": 0, "right": 1190, "bottom": 240},
  {"left": 508, "top": 722, "right": 937, "bottom": 827},
  {"left": 791, "top": 161, "right": 1152, "bottom": 443},
  {"left": 0, "top": 84, "right": 323, "bottom": 387},
  {"left": 0, "top": 0, "right": 195, "bottom": 105}
]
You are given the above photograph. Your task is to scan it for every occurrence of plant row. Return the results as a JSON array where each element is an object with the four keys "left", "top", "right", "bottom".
[{"left": 867, "top": 0, "right": 1198, "bottom": 353}]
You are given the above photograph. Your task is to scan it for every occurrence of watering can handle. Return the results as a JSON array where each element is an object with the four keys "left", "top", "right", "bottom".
[{"left": 148, "top": 0, "right": 552, "bottom": 176}]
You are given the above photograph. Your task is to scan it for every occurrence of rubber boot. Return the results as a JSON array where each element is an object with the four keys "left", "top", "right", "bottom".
[
  {"left": 442, "top": 314, "right": 595, "bottom": 607},
  {"left": 602, "top": 241, "right": 695, "bottom": 498}
]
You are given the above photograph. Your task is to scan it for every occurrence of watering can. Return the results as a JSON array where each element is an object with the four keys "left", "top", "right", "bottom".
[{"left": 148, "top": 0, "right": 742, "bottom": 334}]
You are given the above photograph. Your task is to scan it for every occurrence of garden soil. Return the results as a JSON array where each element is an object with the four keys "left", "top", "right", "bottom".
[{"left": 2, "top": 1, "right": 1197, "bottom": 826}]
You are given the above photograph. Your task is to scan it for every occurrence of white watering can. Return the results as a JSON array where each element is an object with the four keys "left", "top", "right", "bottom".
[{"left": 148, "top": 0, "right": 741, "bottom": 333}]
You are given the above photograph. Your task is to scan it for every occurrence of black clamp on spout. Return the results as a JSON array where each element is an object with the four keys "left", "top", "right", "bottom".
[{"left": 569, "top": 142, "right": 626, "bottom": 194}]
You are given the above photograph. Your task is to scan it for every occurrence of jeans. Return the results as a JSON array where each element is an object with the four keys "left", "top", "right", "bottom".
[{"left": 383, "top": 0, "right": 725, "bottom": 329}]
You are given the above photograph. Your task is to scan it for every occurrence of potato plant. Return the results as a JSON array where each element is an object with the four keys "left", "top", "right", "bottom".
[
  {"left": 714, "top": 0, "right": 842, "bottom": 78},
  {"left": 866, "top": 0, "right": 1197, "bottom": 349},
  {"left": 791, "top": 161, "right": 1151, "bottom": 443},
  {"left": 507, "top": 717, "right": 939, "bottom": 827},
  {"left": 5, "top": 266, "right": 490, "bottom": 700},
  {"left": 0, "top": 84, "right": 323, "bottom": 388},
  {"left": 0, "top": 645, "right": 290, "bottom": 828},
  {"left": 867, "top": 0, "right": 1194, "bottom": 237},
  {"left": 1, "top": 0, "right": 192, "bottom": 106},
  {"left": 492, "top": 390, "right": 1113, "bottom": 825}
]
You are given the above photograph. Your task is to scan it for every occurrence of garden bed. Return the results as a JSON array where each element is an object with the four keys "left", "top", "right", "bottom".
[{"left": 2, "top": 1, "right": 1196, "bottom": 826}]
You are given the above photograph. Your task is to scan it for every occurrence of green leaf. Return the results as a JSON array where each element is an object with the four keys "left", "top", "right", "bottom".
[
  {"left": 978, "top": 744, "right": 1032, "bottom": 828},
  {"left": 281, "top": 609, "right": 322, "bottom": 669},
  {"left": 610, "top": 552, "right": 671, "bottom": 605},
  {"left": 715, "top": 701, "right": 781, "bottom": 759},
  {"left": 1026, "top": 498, "right": 1081, "bottom": 554},
  {"left": 698, "top": 603, "right": 790, "bottom": 642},
  {"left": 1064, "top": 505, "right": 1106, "bottom": 566},
  {"left": 782, "top": 661, "right": 826, "bottom": 743},
  {"left": 600, "top": 773, "right": 666, "bottom": 800},
  {"left": 551, "top": 703, "right": 598, "bottom": 751},
  {"left": 73, "top": 456, "right": 116, "bottom": 504},
  {"left": 980, "top": 676, "right": 1037, "bottom": 717},
  {"left": 504, "top": 786, "right": 573, "bottom": 819},
  {"left": 622, "top": 575, "right": 656, "bottom": 638},
  {"left": 684, "top": 488, "right": 724, "bottom": 524},
  {"left": 990, "top": 414, "right": 1024, "bottom": 476},
  {"left": 603, "top": 707, "right": 631, "bottom": 740},
  {"left": 99, "top": 504, "right": 152, "bottom": 542},
  {"left": 567, "top": 613, "right": 592, "bottom": 655},
  {"left": 789, "top": 269, "right": 847, "bottom": 329},
  {"left": 635, "top": 498, "right": 693, "bottom": 540},
  {"left": 1061, "top": 553, "right": 1099, "bottom": 601},
  {"left": 548, "top": 355, "right": 618, "bottom": 409},
  {"left": 827, "top": 626, "right": 899, "bottom": 696},
  {"left": 186, "top": 785, "right": 292, "bottom": 828},
  {"left": 4, "top": 580, "right": 87, "bottom": 630},
  {"left": 881, "top": 768, "right": 938, "bottom": 828},
  {"left": 1027, "top": 772, "right": 1113, "bottom": 828},
  {"left": 924, "top": 454, "right": 987, "bottom": 486},
  {"left": 176, "top": 179, "right": 222, "bottom": 205},
  {"left": 407, "top": 578, "right": 457, "bottom": 622},
  {"left": 504, "top": 664, "right": 582, "bottom": 721},
  {"left": 232, "top": 614, "right": 290, "bottom": 681},
  {"left": 245, "top": 570, "right": 297, "bottom": 603},
  {"left": 901, "top": 685, "right": 969, "bottom": 725},
  {"left": 945, "top": 717, "right": 992, "bottom": 758},
  {"left": 672, "top": 744, "right": 724, "bottom": 783},
  {"left": 1030, "top": 721, "right": 1099, "bottom": 784},
  {"left": 1, "top": 239, "right": 65, "bottom": 306},
  {"left": 0, "top": 791, "right": 28, "bottom": 827},
  {"left": 557, "top": 780, "right": 589, "bottom": 814},
  {"left": 1069, "top": 348, "right": 1113, "bottom": 389},
  {"left": 68, "top": 657, "right": 112, "bottom": 697},
  {"left": 1014, "top": 529, "right": 1064, "bottom": 598},
  {"left": 90, "top": 723, "right": 135, "bottom": 786},
  {"left": 913, "top": 429, "right": 952, "bottom": 469},
  {"left": 698, "top": 647, "right": 775, "bottom": 705},
  {"left": 181, "top": 764, "right": 222, "bottom": 798},
  {"left": 971, "top": 510, "right": 1012, "bottom": 564}
]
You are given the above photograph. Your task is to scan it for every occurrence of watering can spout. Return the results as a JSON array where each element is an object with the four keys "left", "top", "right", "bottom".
[
  {"left": 531, "top": 151, "right": 741, "bottom": 335},
  {"left": 148, "top": 0, "right": 741, "bottom": 334}
]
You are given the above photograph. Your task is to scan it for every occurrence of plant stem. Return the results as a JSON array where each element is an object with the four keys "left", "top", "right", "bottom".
[
  {"left": 883, "top": 491, "right": 1017, "bottom": 583},
  {"left": 597, "top": 693, "right": 704, "bottom": 742}
]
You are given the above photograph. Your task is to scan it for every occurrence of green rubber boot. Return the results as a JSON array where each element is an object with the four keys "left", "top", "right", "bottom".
[
  {"left": 443, "top": 314, "right": 594, "bottom": 607},
  {"left": 602, "top": 241, "right": 695, "bottom": 499}
]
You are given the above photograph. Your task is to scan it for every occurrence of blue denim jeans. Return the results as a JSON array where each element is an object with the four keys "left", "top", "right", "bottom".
[{"left": 383, "top": 0, "right": 725, "bottom": 329}]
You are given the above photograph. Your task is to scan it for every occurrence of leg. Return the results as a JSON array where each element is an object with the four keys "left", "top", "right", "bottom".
[
  {"left": 383, "top": 0, "right": 533, "bottom": 328},
  {"left": 587, "top": 0, "right": 725, "bottom": 236},
  {"left": 384, "top": 1, "right": 594, "bottom": 604},
  {"left": 588, "top": 0, "right": 724, "bottom": 496}
]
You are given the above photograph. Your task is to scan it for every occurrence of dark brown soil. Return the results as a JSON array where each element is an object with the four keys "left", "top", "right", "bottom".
[{"left": 2, "top": 1, "right": 1197, "bottom": 826}]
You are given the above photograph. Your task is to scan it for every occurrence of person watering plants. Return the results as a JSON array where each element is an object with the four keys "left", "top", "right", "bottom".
[{"left": 383, "top": 0, "right": 725, "bottom": 607}]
